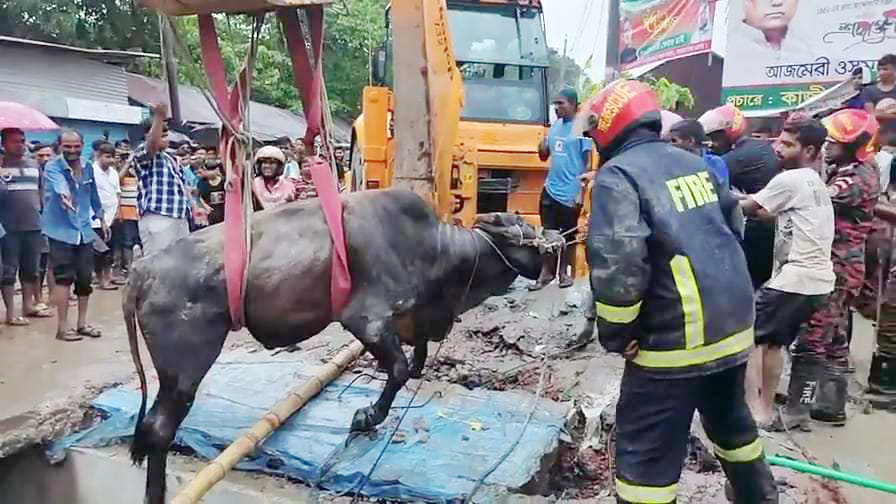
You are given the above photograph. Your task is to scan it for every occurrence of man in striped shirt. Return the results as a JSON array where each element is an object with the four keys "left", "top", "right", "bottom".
[
  {"left": 0, "top": 128, "right": 52, "bottom": 325},
  {"left": 113, "top": 146, "right": 140, "bottom": 279},
  {"left": 132, "top": 103, "right": 191, "bottom": 256}
]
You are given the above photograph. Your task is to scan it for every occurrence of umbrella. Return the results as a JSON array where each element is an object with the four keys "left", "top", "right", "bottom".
[{"left": 0, "top": 101, "right": 60, "bottom": 131}]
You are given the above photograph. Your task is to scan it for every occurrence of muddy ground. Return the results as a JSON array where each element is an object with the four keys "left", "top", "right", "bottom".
[{"left": 0, "top": 281, "right": 892, "bottom": 502}]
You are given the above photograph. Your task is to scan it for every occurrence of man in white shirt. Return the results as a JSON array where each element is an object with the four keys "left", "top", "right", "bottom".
[
  {"left": 91, "top": 142, "right": 121, "bottom": 290},
  {"left": 739, "top": 119, "right": 834, "bottom": 429}
]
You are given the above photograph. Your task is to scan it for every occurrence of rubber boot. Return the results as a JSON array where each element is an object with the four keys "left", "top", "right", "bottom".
[
  {"left": 720, "top": 458, "right": 779, "bottom": 503},
  {"left": 868, "top": 353, "right": 896, "bottom": 395},
  {"left": 811, "top": 365, "right": 848, "bottom": 425},
  {"left": 770, "top": 355, "right": 820, "bottom": 432}
]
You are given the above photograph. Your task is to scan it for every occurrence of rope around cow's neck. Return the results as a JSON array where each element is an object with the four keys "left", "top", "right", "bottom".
[{"left": 472, "top": 228, "right": 520, "bottom": 274}]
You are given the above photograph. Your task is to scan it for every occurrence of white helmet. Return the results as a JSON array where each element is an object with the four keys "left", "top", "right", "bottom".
[{"left": 254, "top": 145, "right": 285, "bottom": 164}]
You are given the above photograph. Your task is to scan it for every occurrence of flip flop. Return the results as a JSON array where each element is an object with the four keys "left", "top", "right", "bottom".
[
  {"left": 56, "top": 329, "right": 82, "bottom": 342},
  {"left": 99, "top": 284, "right": 119, "bottom": 291},
  {"left": 7, "top": 316, "right": 30, "bottom": 326},
  {"left": 26, "top": 308, "right": 54, "bottom": 318},
  {"left": 77, "top": 325, "right": 102, "bottom": 338}
]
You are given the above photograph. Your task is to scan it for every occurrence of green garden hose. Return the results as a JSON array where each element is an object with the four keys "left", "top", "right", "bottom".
[{"left": 767, "top": 455, "right": 896, "bottom": 495}]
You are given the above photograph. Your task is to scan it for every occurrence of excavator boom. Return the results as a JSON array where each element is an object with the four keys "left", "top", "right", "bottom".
[{"left": 390, "top": 0, "right": 463, "bottom": 219}]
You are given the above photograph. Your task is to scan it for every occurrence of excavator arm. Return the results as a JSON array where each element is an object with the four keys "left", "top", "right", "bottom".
[{"left": 390, "top": 0, "right": 464, "bottom": 220}]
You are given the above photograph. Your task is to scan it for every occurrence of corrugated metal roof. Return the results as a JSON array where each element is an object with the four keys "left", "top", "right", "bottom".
[
  {"left": 0, "top": 36, "right": 159, "bottom": 60},
  {"left": 127, "top": 73, "right": 351, "bottom": 142},
  {"left": 0, "top": 44, "right": 130, "bottom": 105}
]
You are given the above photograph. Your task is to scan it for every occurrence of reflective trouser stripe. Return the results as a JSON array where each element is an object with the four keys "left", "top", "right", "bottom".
[
  {"left": 615, "top": 478, "right": 677, "bottom": 503},
  {"left": 670, "top": 255, "right": 704, "bottom": 349},
  {"left": 596, "top": 300, "right": 642, "bottom": 324},
  {"left": 714, "top": 438, "right": 764, "bottom": 463},
  {"left": 632, "top": 326, "right": 755, "bottom": 368}
]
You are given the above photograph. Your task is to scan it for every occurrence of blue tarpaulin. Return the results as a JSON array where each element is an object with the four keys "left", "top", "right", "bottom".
[{"left": 50, "top": 351, "right": 566, "bottom": 502}]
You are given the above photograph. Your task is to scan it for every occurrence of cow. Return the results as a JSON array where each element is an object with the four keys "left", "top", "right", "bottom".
[{"left": 124, "top": 189, "right": 551, "bottom": 504}]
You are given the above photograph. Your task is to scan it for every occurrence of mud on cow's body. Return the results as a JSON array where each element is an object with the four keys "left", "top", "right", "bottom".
[{"left": 123, "top": 189, "right": 545, "bottom": 504}]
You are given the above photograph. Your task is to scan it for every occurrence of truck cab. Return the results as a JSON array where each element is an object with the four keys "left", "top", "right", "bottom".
[{"left": 350, "top": 0, "right": 550, "bottom": 226}]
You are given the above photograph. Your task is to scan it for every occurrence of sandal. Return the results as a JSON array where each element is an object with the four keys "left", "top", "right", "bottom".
[
  {"left": 77, "top": 325, "right": 102, "bottom": 338},
  {"left": 99, "top": 284, "right": 119, "bottom": 291},
  {"left": 7, "top": 316, "right": 30, "bottom": 326},
  {"left": 56, "top": 329, "right": 82, "bottom": 341},
  {"left": 26, "top": 308, "right": 54, "bottom": 318}
]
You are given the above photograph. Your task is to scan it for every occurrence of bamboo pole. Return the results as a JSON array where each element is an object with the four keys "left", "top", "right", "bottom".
[{"left": 169, "top": 340, "right": 366, "bottom": 504}]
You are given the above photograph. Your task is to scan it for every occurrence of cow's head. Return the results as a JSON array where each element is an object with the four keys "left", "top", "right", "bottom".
[{"left": 473, "top": 213, "right": 557, "bottom": 280}]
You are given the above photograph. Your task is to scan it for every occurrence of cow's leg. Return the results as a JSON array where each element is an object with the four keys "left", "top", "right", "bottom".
[
  {"left": 342, "top": 314, "right": 409, "bottom": 432},
  {"left": 138, "top": 316, "right": 228, "bottom": 504},
  {"left": 410, "top": 343, "right": 428, "bottom": 379}
]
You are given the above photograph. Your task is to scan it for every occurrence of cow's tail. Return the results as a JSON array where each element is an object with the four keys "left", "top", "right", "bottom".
[{"left": 123, "top": 278, "right": 149, "bottom": 465}]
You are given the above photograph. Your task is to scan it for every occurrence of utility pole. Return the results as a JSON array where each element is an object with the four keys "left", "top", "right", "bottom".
[
  {"left": 159, "top": 15, "right": 182, "bottom": 124},
  {"left": 560, "top": 35, "right": 568, "bottom": 86}
]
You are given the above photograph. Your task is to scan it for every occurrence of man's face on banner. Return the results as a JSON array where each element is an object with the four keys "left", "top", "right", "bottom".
[{"left": 744, "top": 0, "right": 799, "bottom": 31}]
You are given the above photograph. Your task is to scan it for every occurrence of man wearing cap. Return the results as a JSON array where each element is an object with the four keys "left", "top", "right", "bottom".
[
  {"left": 132, "top": 103, "right": 192, "bottom": 256},
  {"left": 532, "top": 87, "right": 592, "bottom": 290},
  {"left": 785, "top": 109, "right": 880, "bottom": 426},
  {"left": 700, "top": 104, "right": 779, "bottom": 289}
]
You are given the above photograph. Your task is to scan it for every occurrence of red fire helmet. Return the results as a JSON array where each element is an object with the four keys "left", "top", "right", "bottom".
[
  {"left": 822, "top": 108, "right": 880, "bottom": 162},
  {"left": 584, "top": 80, "right": 661, "bottom": 153},
  {"left": 698, "top": 104, "right": 748, "bottom": 142}
]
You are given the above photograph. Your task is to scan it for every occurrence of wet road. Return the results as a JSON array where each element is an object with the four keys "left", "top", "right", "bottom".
[{"left": 1, "top": 287, "right": 895, "bottom": 502}]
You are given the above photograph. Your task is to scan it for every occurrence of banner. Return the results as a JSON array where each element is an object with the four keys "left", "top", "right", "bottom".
[
  {"left": 722, "top": 0, "right": 896, "bottom": 113},
  {"left": 618, "top": 0, "right": 716, "bottom": 72}
]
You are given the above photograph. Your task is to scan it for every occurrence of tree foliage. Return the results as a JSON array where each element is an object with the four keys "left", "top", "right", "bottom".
[{"left": 0, "top": 0, "right": 387, "bottom": 118}]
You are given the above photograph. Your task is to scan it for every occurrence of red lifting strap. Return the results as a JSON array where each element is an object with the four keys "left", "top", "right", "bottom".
[
  {"left": 279, "top": 7, "right": 324, "bottom": 148},
  {"left": 307, "top": 155, "right": 352, "bottom": 314},
  {"left": 199, "top": 14, "right": 251, "bottom": 329},
  {"left": 198, "top": 9, "right": 352, "bottom": 328}
]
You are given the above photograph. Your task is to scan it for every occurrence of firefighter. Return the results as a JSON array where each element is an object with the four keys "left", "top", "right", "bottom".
[
  {"left": 583, "top": 81, "right": 777, "bottom": 504},
  {"left": 785, "top": 109, "right": 880, "bottom": 426}
]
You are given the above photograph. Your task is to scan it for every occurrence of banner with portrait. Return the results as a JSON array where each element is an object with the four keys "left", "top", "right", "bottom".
[
  {"left": 618, "top": 0, "right": 717, "bottom": 72},
  {"left": 722, "top": 0, "right": 896, "bottom": 114}
]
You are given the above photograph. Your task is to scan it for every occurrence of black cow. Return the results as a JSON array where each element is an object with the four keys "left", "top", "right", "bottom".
[{"left": 124, "top": 189, "right": 548, "bottom": 503}]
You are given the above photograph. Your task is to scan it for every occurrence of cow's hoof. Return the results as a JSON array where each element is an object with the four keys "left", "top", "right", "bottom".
[{"left": 350, "top": 406, "right": 379, "bottom": 432}]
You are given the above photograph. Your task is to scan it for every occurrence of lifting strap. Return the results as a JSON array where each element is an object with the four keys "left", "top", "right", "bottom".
[
  {"left": 308, "top": 155, "right": 352, "bottom": 314},
  {"left": 198, "top": 14, "right": 252, "bottom": 329},
  {"left": 198, "top": 8, "right": 351, "bottom": 327}
]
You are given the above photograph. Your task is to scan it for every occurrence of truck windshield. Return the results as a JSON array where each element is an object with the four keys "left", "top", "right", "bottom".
[
  {"left": 448, "top": 4, "right": 549, "bottom": 66},
  {"left": 458, "top": 63, "right": 546, "bottom": 124}
]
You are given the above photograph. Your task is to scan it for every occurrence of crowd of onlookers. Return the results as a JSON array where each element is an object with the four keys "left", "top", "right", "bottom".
[
  {"left": 538, "top": 53, "right": 896, "bottom": 430},
  {"left": 0, "top": 100, "right": 346, "bottom": 342}
]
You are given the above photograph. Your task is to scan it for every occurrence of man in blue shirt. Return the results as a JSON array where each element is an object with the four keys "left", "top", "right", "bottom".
[
  {"left": 532, "top": 87, "right": 593, "bottom": 290},
  {"left": 666, "top": 119, "right": 730, "bottom": 187},
  {"left": 41, "top": 129, "right": 108, "bottom": 341}
]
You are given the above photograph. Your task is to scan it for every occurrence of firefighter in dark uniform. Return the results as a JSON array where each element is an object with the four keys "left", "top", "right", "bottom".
[{"left": 582, "top": 81, "right": 778, "bottom": 503}]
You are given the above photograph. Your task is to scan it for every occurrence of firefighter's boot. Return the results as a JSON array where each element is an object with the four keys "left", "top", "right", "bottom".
[
  {"left": 811, "top": 365, "right": 848, "bottom": 425},
  {"left": 771, "top": 355, "right": 820, "bottom": 431},
  {"left": 868, "top": 353, "right": 896, "bottom": 395},
  {"left": 720, "top": 456, "right": 778, "bottom": 503}
]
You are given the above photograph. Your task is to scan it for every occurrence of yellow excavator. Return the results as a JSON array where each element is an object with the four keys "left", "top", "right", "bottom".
[{"left": 349, "top": 0, "right": 553, "bottom": 228}]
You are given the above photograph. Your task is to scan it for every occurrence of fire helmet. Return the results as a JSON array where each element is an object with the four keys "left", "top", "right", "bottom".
[
  {"left": 698, "top": 104, "right": 747, "bottom": 142},
  {"left": 582, "top": 80, "right": 661, "bottom": 155},
  {"left": 822, "top": 108, "right": 880, "bottom": 162},
  {"left": 254, "top": 145, "right": 286, "bottom": 164}
]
